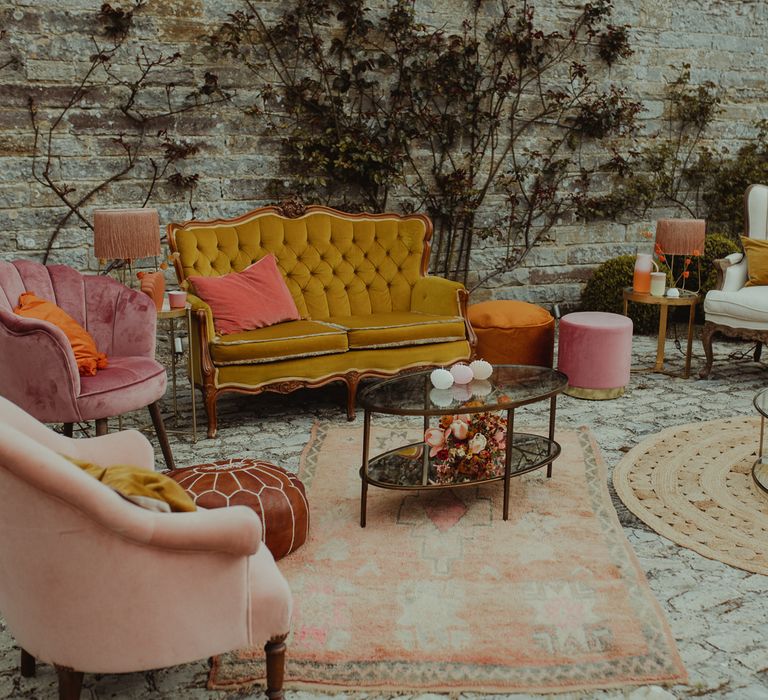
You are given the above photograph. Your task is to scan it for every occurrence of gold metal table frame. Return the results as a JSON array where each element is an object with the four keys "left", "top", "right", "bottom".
[
  {"left": 357, "top": 365, "right": 568, "bottom": 528},
  {"left": 156, "top": 303, "right": 197, "bottom": 443},
  {"left": 622, "top": 287, "right": 700, "bottom": 379}
]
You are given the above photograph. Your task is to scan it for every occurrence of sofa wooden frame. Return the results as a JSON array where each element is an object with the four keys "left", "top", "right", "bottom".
[{"left": 168, "top": 201, "right": 476, "bottom": 438}]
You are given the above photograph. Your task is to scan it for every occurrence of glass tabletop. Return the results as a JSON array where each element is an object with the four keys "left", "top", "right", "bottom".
[{"left": 359, "top": 365, "right": 568, "bottom": 416}]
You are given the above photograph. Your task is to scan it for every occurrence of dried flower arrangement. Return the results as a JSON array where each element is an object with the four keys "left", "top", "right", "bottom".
[{"left": 424, "top": 412, "right": 507, "bottom": 484}]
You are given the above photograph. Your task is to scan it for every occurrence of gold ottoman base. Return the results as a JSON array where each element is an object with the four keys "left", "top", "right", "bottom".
[{"left": 564, "top": 386, "right": 625, "bottom": 400}]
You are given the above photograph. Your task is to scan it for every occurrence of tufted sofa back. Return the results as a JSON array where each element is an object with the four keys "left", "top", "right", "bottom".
[{"left": 168, "top": 206, "right": 433, "bottom": 320}]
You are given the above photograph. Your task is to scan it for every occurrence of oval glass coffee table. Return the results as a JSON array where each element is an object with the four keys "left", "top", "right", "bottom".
[
  {"left": 753, "top": 388, "right": 768, "bottom": 495},
  {"left": 357, "top": 365, "right": 568, "bottom": 527}
]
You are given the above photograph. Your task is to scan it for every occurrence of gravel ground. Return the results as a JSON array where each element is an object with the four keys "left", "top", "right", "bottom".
[{"left": 1, "top": 330, "right": 767, "bottom": 699}]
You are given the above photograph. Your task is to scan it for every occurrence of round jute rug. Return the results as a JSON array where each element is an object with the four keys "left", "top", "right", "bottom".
[{"left": 613, "top": 416, "right": 768, "bottom": 575}]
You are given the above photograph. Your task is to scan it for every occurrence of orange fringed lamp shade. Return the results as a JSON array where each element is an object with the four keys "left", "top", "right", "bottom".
[
  {"left": 655, "top": 219, "right": 706, "bottom": 255},
  {"left": 93, "top": 208, "right": 161, "bottom": 260}
]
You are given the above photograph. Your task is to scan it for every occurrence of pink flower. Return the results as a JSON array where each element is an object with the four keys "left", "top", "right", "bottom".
[
  {"left": 450, "top": 419, "right": 469, "bottom": 440},
  {"left": 425, "top": 427, "right": 446, "bottom": 457},
  {"left": 469, "top": 433, "right": 487, "bottom": 454},
  {"left": 493, "top": 429, "right": 506, "bottom": 445}
]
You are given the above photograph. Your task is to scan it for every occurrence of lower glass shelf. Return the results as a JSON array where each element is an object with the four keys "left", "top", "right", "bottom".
[
  {"left": 753, "top": 459, "right": 768, "bottom": 496},
  {"left": 361, "top": 432, "right": 560, "bottom": 490}
]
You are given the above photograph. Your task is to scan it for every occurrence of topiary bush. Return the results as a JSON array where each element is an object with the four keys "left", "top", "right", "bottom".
[
  {"left": 580, "top": 254, "right": 659, "bottom": 333},
  {"left": 579, "top": 233, "right": 740, "bottom": 333}
]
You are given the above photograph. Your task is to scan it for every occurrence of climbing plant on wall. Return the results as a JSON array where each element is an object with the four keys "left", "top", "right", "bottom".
[
  {"left": 583, "top": 63, "right": 768, "bottom": 238},
  {"left": 209, "top": 0, "right": 641, "bottom": 285},
  {"left": 28, "top": 1, "right": 228, "bottom": 263}
]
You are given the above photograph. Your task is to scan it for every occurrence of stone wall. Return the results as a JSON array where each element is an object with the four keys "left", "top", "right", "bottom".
[{"left": 1, "top": 0, "right": 766, "bottom": 309}]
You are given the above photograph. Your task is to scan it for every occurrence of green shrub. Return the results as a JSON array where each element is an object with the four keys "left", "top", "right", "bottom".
[
  {"left": 579, "top": 233, "right": 740, "bottom": 333},
  {"left": 694, "top": 232, "right": 740, "bottom": 322},
  {"left": 699, "top": 232, "right": 740, "bottom": 293}
]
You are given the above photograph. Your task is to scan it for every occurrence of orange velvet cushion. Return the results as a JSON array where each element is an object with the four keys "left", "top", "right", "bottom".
[
  {"left": 468, "top": 300, "right": 553, "bottom": 329},
  {"left": 189, "top": 254, "right": 301, "bottom": 335},
  {"left": 14, "top": 292, "right": 108, "bottom": 376}
]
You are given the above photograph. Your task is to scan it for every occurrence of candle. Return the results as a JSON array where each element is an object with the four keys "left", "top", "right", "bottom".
[{"left": 650, "top": 272, "right": 666, "bottom": 297}]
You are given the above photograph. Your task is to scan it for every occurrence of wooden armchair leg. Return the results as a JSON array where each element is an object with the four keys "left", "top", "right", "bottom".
[
  {"left": 264, "top": 634, "right": 287, "bottom": 700},
  {"left": 54, "top": 665, "right": 83, "bottom": 700},
  {"left": 755, "top": 342, "right": 763, "bottom": 362},
  {"left": 148, "top": 402, "right": 176, "bottom": 471},
  {"left": 95, "top": 418, "right": 108, "bottom": 436},
  {"left": 20, "top": 648, "right": 35, "bottom": 677},
  {"left": 63, "top": 423, "right": 73, "bottom": 438}
]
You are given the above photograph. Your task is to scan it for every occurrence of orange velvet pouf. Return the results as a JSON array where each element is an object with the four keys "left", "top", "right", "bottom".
[{"left": 468, "top": 300, "right": 555, "bottom": 367}]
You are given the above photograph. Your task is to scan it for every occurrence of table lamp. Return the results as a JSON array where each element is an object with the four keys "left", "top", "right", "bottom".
[
  {"left": 93, "top": 208, "right": 161, "bottom": 284},
  {"left": 655, "top": 219, "right": 706, "bottom": 292}
]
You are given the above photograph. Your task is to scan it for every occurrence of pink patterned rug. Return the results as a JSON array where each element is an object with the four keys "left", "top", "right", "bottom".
[{"left": 209, "top": 423, "right": 686, "bottom": 693}]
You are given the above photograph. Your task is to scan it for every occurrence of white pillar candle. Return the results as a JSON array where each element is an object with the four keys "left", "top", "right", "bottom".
[{"left": 650, "top": 272, "right": 666, "bottom": 297}]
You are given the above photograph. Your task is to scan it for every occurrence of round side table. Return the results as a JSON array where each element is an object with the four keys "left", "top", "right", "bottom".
[
  {"left": 622, "top": 287, "right": 700, "bottom": 378},
  {"left": 157, "top": 302, "right": 197, "bottom": 443}
]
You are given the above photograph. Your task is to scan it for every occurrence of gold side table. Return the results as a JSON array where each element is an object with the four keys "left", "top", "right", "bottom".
[
  {"left": 622, "top": 287, "right": 700, "bottom": 379},
  {"left": 157, "top": 303, "right": 197, "bottom": 443}
]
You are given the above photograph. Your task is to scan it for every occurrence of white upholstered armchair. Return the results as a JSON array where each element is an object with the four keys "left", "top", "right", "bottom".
[{"left": 700, "top": 184, "right": 768, "bottom": 377}]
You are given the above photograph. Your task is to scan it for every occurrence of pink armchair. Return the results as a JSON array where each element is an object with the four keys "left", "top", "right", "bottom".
[
  {"left": 0, "top": 395, "right": 292, "bottom": 699},
  {"left": 0, "top": 259, "right": 174, "bottom": 469}
]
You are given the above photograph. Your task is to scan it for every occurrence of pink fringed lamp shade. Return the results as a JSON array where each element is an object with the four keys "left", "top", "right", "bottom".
[
  {"left": 93, "top": 208, "right": 161, "bottom": 260},
  {"left": 655, "top": 219, "right": 706, "bottom": 255}
]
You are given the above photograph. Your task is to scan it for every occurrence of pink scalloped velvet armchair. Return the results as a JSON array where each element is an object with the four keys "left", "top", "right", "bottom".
[
  {"left": 0, "top": 395, "right": 292, "bottom": 699},
  {"left": 0, "top": 259, "right": 175, "bottom": 469}
]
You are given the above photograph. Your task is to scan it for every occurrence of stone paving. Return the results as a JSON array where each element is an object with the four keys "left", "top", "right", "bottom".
[{"left": 1, "top": 332, "right": 767, "bottom": 699}]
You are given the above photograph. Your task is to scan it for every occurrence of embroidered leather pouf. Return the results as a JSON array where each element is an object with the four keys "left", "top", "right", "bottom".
[{"left": 167, "top": 458, "right": 309, "bottom": 560}]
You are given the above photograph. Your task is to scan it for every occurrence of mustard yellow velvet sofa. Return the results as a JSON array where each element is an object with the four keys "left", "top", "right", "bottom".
[{"left": 168, "top": 203, "right": 475, "bottom": 438}]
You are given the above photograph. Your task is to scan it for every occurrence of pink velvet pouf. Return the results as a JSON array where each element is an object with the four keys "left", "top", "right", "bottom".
[{"left": 557, "top": 311, "right": 633, "bottom": 399}]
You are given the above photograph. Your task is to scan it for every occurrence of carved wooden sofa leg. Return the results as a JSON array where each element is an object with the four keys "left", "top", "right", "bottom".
[
  {"left": 699, "top": 321, "right": 716, "bottom": 379},
  {"left": 54, "top": 665, "right": 84, "bottom": 700},
  {"left": 20, "top": 648, "right": 35, "bottom": 677},
  {"left": 265, "top": 634, "right": 288, "bottom": 700},
  {"left": 345, "top": 373, "right": 361, "bottom": 421},
  {"left": 203, "top": 390, "right": 218, "bottom": 439}
]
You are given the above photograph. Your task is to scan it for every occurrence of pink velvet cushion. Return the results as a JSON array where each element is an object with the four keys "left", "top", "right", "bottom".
[{"left": 189, "top": 255, "right": 300, "bottom": 335}]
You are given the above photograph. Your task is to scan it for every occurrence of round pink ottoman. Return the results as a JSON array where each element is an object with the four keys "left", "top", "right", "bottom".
[{"left": 557, "top": 312, "right": 632, "bottom": 399}]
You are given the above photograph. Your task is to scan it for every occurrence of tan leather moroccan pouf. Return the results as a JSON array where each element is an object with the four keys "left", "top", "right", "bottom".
[{"left": 167, "top": 458, "right": 309, "bottom": 560}]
